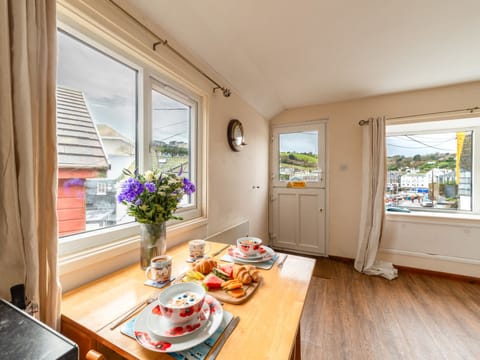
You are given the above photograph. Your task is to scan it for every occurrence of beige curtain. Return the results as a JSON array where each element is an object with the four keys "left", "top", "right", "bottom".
[
  {"left": 354, "top": 117, "right": 398, "bottom": 280},
  {"left": 0, "top": 0, "right": 60, "bottom": 328}
]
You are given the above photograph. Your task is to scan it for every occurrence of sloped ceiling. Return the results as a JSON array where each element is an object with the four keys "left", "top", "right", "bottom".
[{"left": 120, "top": 0, "right": 480, "bottom": 118}]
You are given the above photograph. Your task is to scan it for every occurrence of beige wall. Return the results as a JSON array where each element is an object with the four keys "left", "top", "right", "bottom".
[
  {"left": 271, "top": 81, "right": 480, "bottom": 277},
  {"left": 208, "top": 93, "right": 269, "bottom": 240}
]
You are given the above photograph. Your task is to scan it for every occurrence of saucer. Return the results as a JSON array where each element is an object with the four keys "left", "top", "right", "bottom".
[
  {"left": 134, "top": 294, "right": 223, "bottom": 353},
  {"left": 147, "top": 300, "right": 210, "bottom": 338},
  {"left": 186, "top": 255, "right": 210, "bottom": 263},
  {"left": 229, "top": 246, "right": 275, "bottom": 263},
  {"left": 228, "top": 246, "right": 267, "bottom": 259}
]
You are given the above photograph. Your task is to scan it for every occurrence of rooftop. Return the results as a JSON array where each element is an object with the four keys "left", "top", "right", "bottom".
[{"left": 56, "top": 86, "right": 109, "bottom": 170}]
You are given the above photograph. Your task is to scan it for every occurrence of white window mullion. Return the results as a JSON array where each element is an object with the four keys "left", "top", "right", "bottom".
[{"left": 473, "top": 128, "right": 480, "bottom": 213}]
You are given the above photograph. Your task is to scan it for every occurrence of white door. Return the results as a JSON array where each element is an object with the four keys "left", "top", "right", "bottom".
[{"left": 269, "top": 121, "right": 327, "bottom": 255}]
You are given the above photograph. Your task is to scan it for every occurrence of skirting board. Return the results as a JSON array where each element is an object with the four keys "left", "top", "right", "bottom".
[
  {"left": 328, "top": 254, "right": 480, "bottom": 282},
  {"left": 379, "top": 248, "right": 480, "bottom": 279}
]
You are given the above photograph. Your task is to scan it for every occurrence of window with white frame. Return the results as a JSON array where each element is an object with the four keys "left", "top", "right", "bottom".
[
  {"left": 385, "top": 117, "right": 479, "bottom": 215},
  {"left": 56, "top": 25, "right": 202, "bottom": 255}
]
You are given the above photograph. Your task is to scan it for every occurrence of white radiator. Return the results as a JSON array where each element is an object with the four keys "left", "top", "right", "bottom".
[{"left": 206, "top": 220, "right": 249, "bottom": 245}]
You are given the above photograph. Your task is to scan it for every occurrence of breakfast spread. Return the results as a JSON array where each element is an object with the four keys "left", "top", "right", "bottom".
[{"left": 181, "top": 258, "right": 261, "bottom": 302}]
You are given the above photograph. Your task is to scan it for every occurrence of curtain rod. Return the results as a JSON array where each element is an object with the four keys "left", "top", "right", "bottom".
[
  {"left": 358, "top": 106, "right": 480, "bottom": 126},
  {"left": 109, "top": 0, "right": 231, "bottom": 97}
]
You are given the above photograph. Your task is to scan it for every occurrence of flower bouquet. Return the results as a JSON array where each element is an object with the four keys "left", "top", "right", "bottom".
[{"left": 117, "top": 168, "right": 195, "bottom": 268}]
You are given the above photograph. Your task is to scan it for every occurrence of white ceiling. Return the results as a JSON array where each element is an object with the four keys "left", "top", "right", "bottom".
[{"left": 121, "top": 0, "right": 480, "bottom": 118}]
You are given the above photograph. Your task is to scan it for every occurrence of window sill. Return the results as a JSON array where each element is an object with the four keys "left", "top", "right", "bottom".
[
  {"left": 386, "top": 211, "right": 480, "bottom": 227},
  {"left": 59, "top": 217, "right": 208, "bottom": 291}
]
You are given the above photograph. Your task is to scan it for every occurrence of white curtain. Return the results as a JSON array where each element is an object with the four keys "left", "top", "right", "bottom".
[
  {"left": 0, "top": 0, "right": 60, "bottom": 328},
  {"left": 354, "top": 117, "right": 398, "bottom": 280}
]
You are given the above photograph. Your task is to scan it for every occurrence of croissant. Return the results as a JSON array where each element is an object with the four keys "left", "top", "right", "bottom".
[
  {"left": 233, "top": 265, "right": 252, "bottom": 285},
  {"left": 245, "top": 265, "right": 260, "bottom": 282},
  {"left": 193, "top": 258, "right": 217, "bottom": 274}
]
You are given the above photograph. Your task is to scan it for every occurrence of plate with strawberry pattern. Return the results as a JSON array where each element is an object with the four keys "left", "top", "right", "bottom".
[
  {"left": 133, "top": 294, "right": 223, "bottom": 352},
  {"left": 228, "top": 245, "right": 275, "bottom": 263}
]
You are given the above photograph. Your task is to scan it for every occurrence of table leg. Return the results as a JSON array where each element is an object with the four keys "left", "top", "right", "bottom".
[{"left": 289, "top": 325, "right": 302, "bottom": 360}]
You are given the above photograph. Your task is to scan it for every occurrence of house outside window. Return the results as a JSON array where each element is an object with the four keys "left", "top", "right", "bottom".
[{"left": 385, "top": 118, "right": 479, "bottom": 215}]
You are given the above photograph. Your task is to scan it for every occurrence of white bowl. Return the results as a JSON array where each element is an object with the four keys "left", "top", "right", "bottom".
[{"left": 158, "top": 282, "right": 206, "bottom": 325}]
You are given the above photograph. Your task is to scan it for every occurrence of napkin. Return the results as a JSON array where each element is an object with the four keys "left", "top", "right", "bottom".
[
  {"left": 121, "top": 310, "right": 234, "bottom": 359},
  {"left": 220, "top": 253, "right": 279, "bottom": 270}
]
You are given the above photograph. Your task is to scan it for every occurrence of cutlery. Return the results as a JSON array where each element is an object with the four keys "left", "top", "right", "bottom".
[
  {"left": 277, "top": 254, "right": 288, "bottom": 267},
  {"left": 211, "top": 244, "right": 230, "bottom": 257},
  {"left": 108, "top": 296, "right": 156, "bottom": 331},
  {"left": 207, "top": 316, "right": 240, "bottom": 360},
  {"left": 96, "top": 295, "right": 156, "bottom": 332},
  {"left": 172, "top": 267, "right": 190, "bottom": 284}
]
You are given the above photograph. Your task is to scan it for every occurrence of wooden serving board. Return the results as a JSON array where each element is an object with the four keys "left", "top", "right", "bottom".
[{"left": 208, "top": 278, "right": 262, "bottom": 304}]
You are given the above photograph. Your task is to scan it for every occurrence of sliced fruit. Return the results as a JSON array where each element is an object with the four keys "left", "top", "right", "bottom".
[
  {"left": 227, "top": 288, "right": 246, "bottom": 298},
  {"left": 219, "top": 263, "right": 234, "bottom": 278},
  {"left": 182, "top": 270, "right": 205, "bottom": 282},
  {"left": 212, "top": 267, "right": 231, "bottom": 281},
  {"left": 203, "top": 273, "right": 224, "bottom": 289},
  {"left": 221, "top": 279, "right": 243, "bottom": 290}
]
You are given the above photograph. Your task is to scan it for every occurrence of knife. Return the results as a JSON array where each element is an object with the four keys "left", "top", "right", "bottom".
[
  {"left": 211, "top": 244, "right": 230, "bottom": 257},
  {"left": 207, "top": 316, "right": 240, "bottom": 360}
]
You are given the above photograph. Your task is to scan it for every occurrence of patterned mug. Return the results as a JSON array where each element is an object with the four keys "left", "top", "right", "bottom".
[
  {"left": 145, "top": 255, "right": 172, "bottom": 283},
  {"left": 188, "top": 239, "right": 209, "bottom": 259}
]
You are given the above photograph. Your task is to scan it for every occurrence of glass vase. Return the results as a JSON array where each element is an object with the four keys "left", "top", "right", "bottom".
[{"left": 139, "top": 222, "right": 166, "bottom": 269}]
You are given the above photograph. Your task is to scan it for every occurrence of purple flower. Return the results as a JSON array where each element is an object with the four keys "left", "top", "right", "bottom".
[
  {"left": 117, "top": 178, "right": 144, "bottom": 203},
  {"left": 183, "top": 178, "right": 196, "bottom": 195},
  {"left": 135, "top": 199, "right": 142, "bottom": 206},
  {"left": 64, "top": 178, "right": 85, "bottom": 188},
  {"left": 145, "top": 182, "right": 156, "bottom": 193}
]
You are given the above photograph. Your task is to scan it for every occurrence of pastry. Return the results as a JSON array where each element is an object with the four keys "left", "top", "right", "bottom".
[
  {"left": 233, "top": 265, "right": 252, "bottom": 285},
  {"left": 193, "top": 258, "right": 217, "bottom": 274},
  {"left": 245, "top": 265, "right": 260, "bottom": 282}
]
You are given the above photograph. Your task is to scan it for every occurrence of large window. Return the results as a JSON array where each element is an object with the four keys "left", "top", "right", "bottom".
[
  {"left": 56, "top": 26, "right": 202, "bottom": 254},
  {"left": 386, "top": 118, "right": 479, "bottom": 215}
]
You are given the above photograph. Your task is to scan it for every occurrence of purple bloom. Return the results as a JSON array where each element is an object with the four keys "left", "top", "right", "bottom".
[
  {"left": 183, "top": 178, "right": 196, "bottom": 195},
  {"left": 135, "top": 199, "right": 142, "bottom": 206},
  {"left": 145, "top": 182, "right": 156, "bottom": 193},
  {"left": 117, "top": 178, "right": 144, "bottom": 203},
  {"left": 64, "top": 178, "right": 85, "bottom": 188}
]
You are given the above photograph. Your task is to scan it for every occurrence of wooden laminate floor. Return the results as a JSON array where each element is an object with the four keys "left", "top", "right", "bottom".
[{"left": 300, "top": 257, "right": 480, "bottom": 360}]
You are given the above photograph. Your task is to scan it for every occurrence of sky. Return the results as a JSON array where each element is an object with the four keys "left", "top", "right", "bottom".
[
  {"left": 279, "top": 131, "right": 318, "bottom": 154},
  {"left": 387, "top": 133, "right": 458, "bottom": 157},
  {"left": 57, "top": 30, "right": 189, "bottom": 143}
]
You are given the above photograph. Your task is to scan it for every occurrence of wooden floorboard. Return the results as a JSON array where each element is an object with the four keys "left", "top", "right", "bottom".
[{"left": 300, "top": 257, "right": 480, "bottom": 360}]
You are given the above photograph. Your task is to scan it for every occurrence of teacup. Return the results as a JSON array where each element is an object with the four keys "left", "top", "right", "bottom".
[
  {"left": 145, "top": 255, "right": 172, "bottom": 283},
  {"left": 237, "top": 237, "right": 263, "bottom": 257},
  {"left": 188, "top": 239, "right": 209, "bottom": 259},
  {"left": 158, "top": 282, "right": 206, "bottom": 325}
]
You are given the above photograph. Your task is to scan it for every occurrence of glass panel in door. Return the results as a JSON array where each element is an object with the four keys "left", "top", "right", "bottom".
[{"left": 278, "top": 131, "right": 320, "bottom": 182}]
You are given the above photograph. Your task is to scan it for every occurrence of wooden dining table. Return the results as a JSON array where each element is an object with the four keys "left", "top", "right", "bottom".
[{"left": 61, "top": 241, "right": 316, "bottom": 360}]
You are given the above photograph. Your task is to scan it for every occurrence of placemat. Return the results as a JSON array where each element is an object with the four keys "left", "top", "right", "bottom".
[
  {"left": 144, "top": 276, "right": 175, "bottom": 289},
  {"left": 220, "top": 253, "right": 279, "bottom": 270},
  {"left": 121, "top": 310, "right": 234, "bottom": 359}
]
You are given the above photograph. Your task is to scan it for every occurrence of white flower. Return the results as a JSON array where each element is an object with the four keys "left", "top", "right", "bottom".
[{"left": 144, "top": 170, "right": 154, "bottom": 181}]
